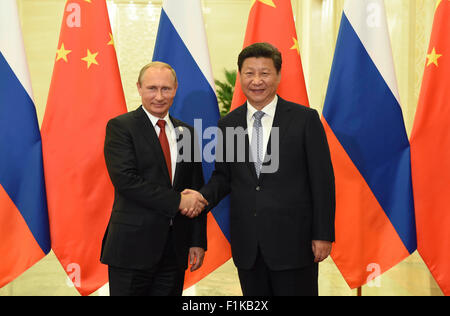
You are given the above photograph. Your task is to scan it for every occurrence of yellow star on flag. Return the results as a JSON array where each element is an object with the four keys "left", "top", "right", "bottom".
[
  {"left": 84, "top": 0, "right": 92, "bottom": 3},
  {"left": 81, "top": 49, "right": 99, "bottom": 69},
  {"left": 426, "top": 47, "right": 442, "bottom": 67},
  {"left": 251, "top": 0, "right": 276, "bottom": 9},
  {"left": 107, "top": 33, "right": 115, "bottom": 47},
  {"left": 56, "top": 43, "right": 72, "bottom": 62},
  {"left": 290, "top": 37, "right": 300, "bottom": 55}
]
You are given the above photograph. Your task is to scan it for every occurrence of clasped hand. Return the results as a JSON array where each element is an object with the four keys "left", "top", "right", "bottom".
[{"left": 179, "top": 189, "right": 208, "bottom": 218}]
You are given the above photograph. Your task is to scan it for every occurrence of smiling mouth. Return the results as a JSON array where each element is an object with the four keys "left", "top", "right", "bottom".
[{"left": 250, "top": 89, "right": 265, "bottom": 94}]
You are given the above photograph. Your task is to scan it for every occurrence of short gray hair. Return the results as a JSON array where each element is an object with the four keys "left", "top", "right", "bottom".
[{"left": 137, "top": 61, "right": 178, "bottom": 85}]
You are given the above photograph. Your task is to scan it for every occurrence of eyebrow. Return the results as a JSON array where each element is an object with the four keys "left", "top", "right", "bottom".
[{"left": 145, "top": 84, "right": 174, "bottom": 88}]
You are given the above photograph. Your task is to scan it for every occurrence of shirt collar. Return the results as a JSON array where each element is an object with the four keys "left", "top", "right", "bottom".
[
  {"left": 247, "top": 95, "right": 278, "bottom": 120},
  {"left": 142, "top": 106, "right": 172, "bottom": 129}
]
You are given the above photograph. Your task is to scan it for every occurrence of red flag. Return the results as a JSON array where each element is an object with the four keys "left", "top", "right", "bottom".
[
  {"left": 231, "top": 0, "right": 309, "bottom": 110},
  {"left": 41, "top": 0, "right": 127, "bottom": 296},
  {"left": 410, "top": 0, "right": 450, "bottom": 296}
]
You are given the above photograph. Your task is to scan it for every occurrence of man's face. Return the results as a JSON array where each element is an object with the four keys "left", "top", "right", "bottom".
[
  {"left": 239, "top": 57, "right": 281, "bottom": 109},
  {"left": 137, "top": 67, "right": 177, "bottom": 118}
]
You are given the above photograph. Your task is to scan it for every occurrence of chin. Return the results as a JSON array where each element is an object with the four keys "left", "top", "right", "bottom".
[{"left": 251, "top": 97, "right": 269, "bottom": 105}]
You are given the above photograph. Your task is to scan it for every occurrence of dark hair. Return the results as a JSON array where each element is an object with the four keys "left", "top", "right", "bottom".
[{"left": 237, "top": 42, "right": 282, "bottom": 73}]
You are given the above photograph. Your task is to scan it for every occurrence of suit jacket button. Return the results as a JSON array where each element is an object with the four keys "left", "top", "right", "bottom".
[{"left": 256, "top": 186, "right": 261, "bottom": 191}]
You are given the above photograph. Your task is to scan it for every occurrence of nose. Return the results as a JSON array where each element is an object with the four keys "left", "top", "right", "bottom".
[
  {"left": 251, "top": 74, "right": 263, "bottom": 85},
  {"left": 155, "top": 88, "right": 164, "bottom": 100}
]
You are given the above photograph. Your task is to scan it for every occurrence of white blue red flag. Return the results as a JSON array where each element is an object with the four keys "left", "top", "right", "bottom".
[
  {"left": 152, "top": 0, "right": 231, "bottom": 288},
  {"left": 0, "top": 0, "right": 50, "bottom": 288},
  {"left": 322, "top": 0, "right": 416, "bottom": 288}
]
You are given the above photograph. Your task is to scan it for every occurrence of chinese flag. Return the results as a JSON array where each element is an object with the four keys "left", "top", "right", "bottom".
[
  {"left": 231, "top": 0, "right": 309, "bottom": 110},
  {"left": 41, "top": 0, "right": 127, "bottom": 296},
  {"left": 410, "top": 0, "right": 450, "bottom": 296}
]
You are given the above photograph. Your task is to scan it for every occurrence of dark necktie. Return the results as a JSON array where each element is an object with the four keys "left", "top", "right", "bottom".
[{"left": 156, "top": 119, "right": 172, "bottom": 182}]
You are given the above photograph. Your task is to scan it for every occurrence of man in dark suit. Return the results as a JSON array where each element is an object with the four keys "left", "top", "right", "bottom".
[
  {"left": 101, "top": 62, "right": 209, "bottom": 296},
  {"left": 185, "top": 42, "right": 335, "bottom": 296}
]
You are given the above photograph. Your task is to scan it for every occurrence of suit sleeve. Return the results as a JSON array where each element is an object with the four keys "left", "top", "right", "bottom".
[
  {"left": 199, "top": 121, "right": 231, "bottom": 212},
  {"left": 104, "top": 118, "right": 181, "bottom": 218},
  {"left": 305, "top": 110, "right": 336, "bottom": 242}
]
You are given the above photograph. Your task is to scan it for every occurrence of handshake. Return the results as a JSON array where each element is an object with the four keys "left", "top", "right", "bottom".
[{"left": 179, "top": 189, "right": 209, "bottom": 218}]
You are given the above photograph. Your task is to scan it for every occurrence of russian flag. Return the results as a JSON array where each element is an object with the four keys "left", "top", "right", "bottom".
[
  {"left": 322, "top": 0, "right": 416, "bottom": 288},
  {"left": 152, "top": 0, "right": 231, "bottom": 289},
  {"left": 0, "top": 0, "right": 50, "bottom": 288}
]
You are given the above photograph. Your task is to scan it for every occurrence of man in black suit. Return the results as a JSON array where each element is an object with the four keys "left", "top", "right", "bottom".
[
  {"left": 101, "top": 62, "right": 209, "bottom": 296},
  {"left": 185, "top": 43, "right": 335, "bottom": 296}
]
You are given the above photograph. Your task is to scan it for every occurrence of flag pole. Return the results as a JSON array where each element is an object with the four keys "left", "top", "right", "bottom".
[{"left": 357, "top": 286, "right": 362, "bottom": 296}]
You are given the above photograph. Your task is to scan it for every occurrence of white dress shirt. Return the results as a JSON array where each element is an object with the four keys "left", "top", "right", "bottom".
[
  {"left": 247, "top": 95, "right": 278, "bottom": 161},
  {"left": 142, "top": 107, "right": 178, "bottom": 184}
]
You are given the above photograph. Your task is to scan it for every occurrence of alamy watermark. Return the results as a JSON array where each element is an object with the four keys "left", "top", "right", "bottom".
[{"left": 175, "top": 119, "right": 280, "bottom": 175}]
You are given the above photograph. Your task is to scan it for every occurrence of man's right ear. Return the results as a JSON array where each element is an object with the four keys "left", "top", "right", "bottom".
[{"left": 136, "top": 82, "right": 142, "bottom": 96}]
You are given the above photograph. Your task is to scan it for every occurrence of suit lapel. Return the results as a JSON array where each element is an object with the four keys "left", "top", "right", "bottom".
[
  {"left": 169, "top": 115, "right": 183, "bottom": 188},
  {"left": 134, "top": 106, "right": 172, "bottom": 186},
  {"left": 259, "top": 97, "right": 293, "bottom": 183},
  {"left": 234, "top": 104, "right": 258, "bottom": 181},
  {"left": 267, "top": 97, "right": 292, "bottom": 151}
]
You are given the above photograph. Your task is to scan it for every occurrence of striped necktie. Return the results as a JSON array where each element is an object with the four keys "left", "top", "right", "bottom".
[{"left": 251, "top": 111, "right": 265, "bottom": 178}]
